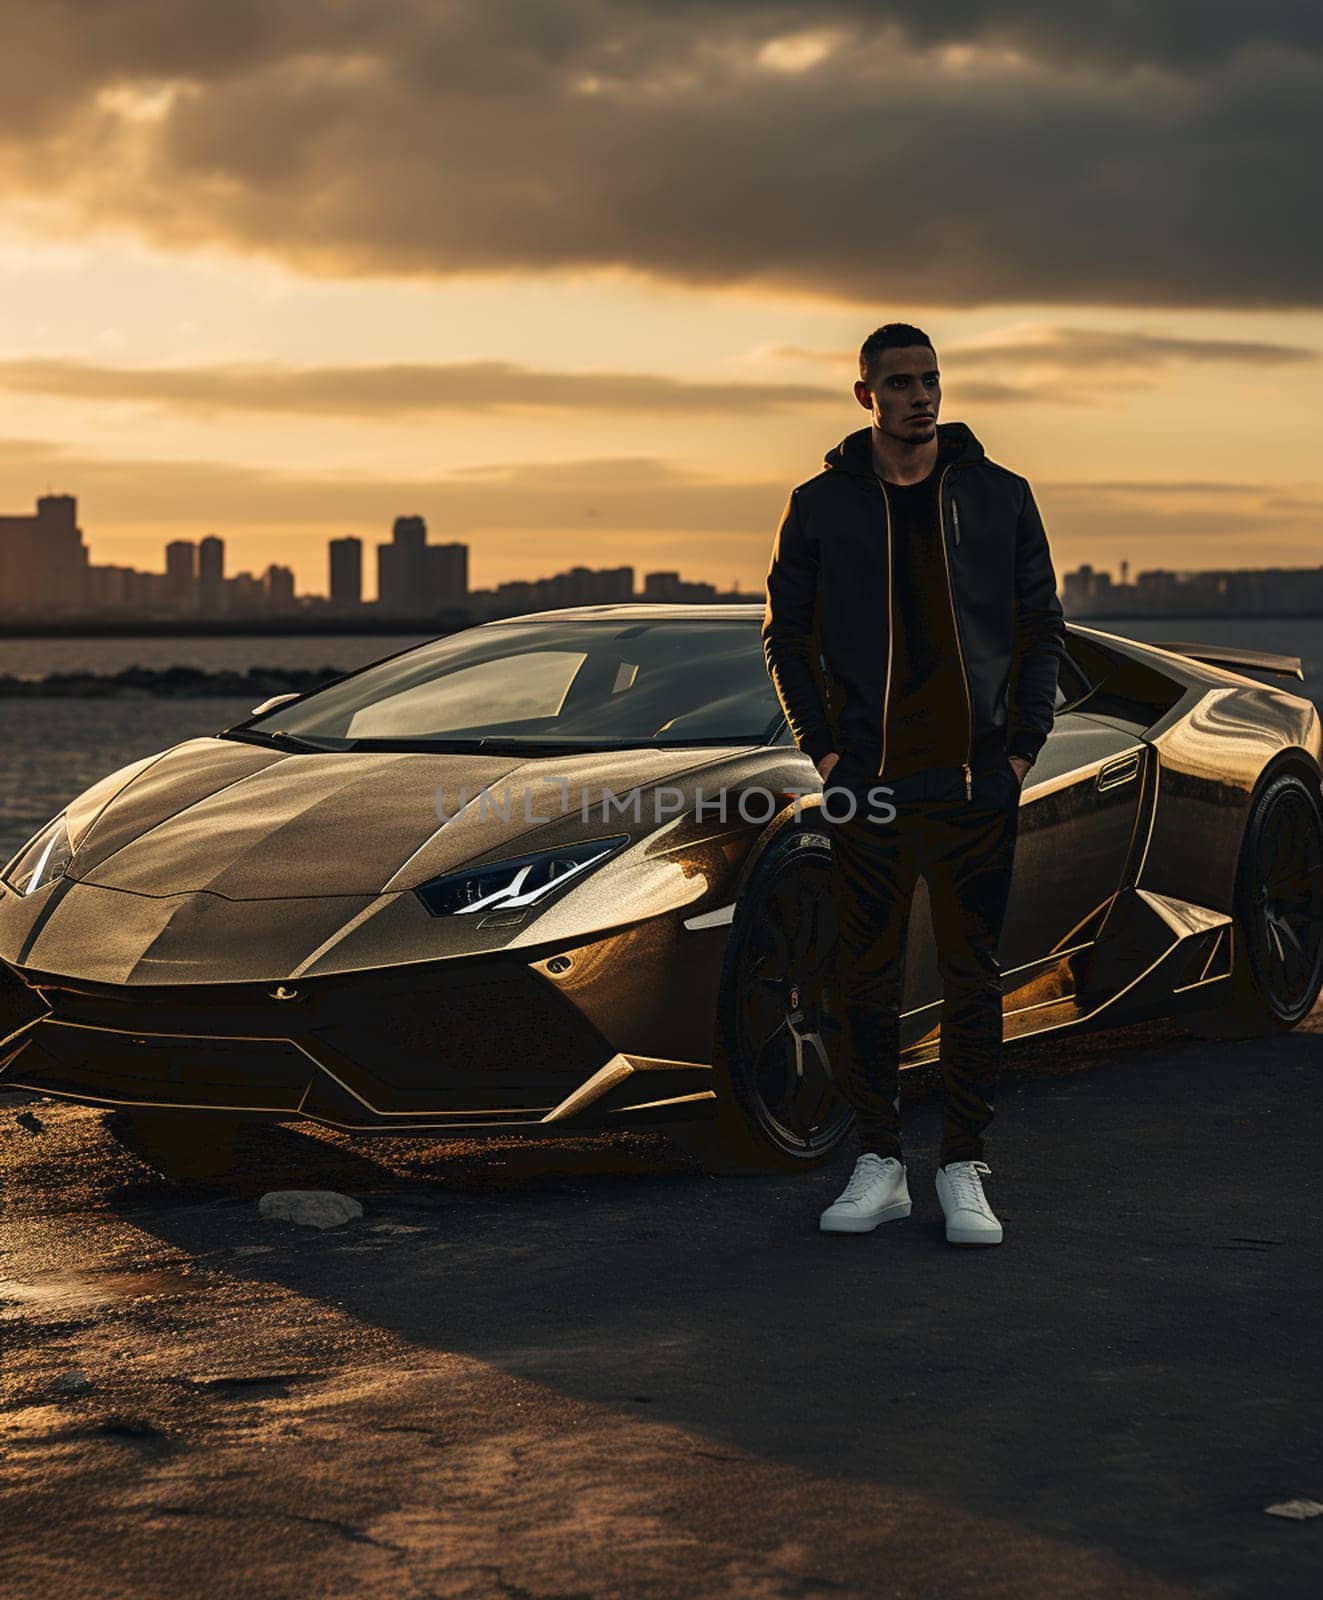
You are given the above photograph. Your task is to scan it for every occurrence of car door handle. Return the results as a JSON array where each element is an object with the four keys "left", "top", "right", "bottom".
[{"left": 1096, "top": 750, "right": 1142, "bottom": 792}]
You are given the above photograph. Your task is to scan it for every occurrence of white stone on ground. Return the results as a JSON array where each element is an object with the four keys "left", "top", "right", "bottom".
[{"left": 257, "top": 1190, "right": 364, "bottom": 1229}]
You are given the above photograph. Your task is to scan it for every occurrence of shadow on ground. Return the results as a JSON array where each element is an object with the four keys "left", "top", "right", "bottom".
[{"left": 32, "top": 1010, "right": 1308, "bottom": 1598}]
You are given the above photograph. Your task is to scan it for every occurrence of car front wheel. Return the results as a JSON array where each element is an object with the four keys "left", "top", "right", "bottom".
[{"left": 681, "top": 827, "right": 854, "bottom": 1174}]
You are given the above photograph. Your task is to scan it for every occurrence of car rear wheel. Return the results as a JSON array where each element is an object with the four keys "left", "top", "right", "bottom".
[
  {"left": 1186, "top": 769, "right": 1323, "bottom": 1038},
  {"left": 680, "top": 827, "right": 854, "bottom": 1173}
]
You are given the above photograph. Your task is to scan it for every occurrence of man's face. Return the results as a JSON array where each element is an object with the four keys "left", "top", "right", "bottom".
[{"left": 854, "top": 345, "right": 941, "bottom": 444}]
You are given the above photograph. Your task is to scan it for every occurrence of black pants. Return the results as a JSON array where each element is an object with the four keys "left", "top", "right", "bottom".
[{"left": 820, "top": 753, "right": 1021, "bottom": 1168}]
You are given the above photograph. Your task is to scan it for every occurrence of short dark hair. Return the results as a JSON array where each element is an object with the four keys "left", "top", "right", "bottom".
[{"left": 859, "top": 323, "right": 936, "bottom": 386}]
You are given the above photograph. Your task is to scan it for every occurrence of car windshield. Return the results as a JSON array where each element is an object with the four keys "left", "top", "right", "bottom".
[{"left": 232, "top": 617, "right": 784, "bottom": 750}]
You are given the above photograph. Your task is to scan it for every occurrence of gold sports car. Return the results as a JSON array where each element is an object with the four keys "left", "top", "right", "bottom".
[{"left": 1, "top": 605, "right": 1320, "bottom": 1177}]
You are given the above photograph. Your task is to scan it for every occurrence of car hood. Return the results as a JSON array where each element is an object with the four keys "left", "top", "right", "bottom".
[{"left": 66, "top": 735, "right": 745, "bottom": 900}]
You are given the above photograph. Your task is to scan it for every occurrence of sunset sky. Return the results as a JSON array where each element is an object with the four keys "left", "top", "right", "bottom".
[{"left": 0, "top": 1, "right": 1318, "bottom": 600}]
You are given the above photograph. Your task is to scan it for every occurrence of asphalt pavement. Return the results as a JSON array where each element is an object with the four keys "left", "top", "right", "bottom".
[{"left": 1, "top": 1007, "right": 1321, "bottom": 1599}]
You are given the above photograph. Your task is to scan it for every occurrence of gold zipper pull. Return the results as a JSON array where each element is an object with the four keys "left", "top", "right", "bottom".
[
  {"left": 952, "top": 498, "right": 961, "bottom": 545},
  {"left": 963, "top": 762, "right": 972, "bottom": 799}
]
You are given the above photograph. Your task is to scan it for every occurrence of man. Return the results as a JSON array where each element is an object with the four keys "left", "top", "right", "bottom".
[{"left": 761, "top": 322, "right": 1065, "bottom": 1247}]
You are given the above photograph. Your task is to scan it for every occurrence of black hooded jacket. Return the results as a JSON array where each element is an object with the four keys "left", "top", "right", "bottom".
[{"left": 761, "top": 421, "right": 1066, "bottom": 791}]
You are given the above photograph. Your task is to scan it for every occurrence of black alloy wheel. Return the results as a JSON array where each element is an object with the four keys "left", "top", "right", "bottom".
[
  {"left": 1188, "top": 769, "right": 1323, "bottom": 1038},
  {"left": 688, "top": 827, "right": 854, "bottom": 1172}
]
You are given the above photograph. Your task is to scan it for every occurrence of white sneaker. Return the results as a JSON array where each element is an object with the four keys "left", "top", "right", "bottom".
[
  {"left": 819, "top": 1154, "right": 911, "bottom": 1234},
  {"left": 935, "top": 1159, "right": 1003, "bottom": 1246}
]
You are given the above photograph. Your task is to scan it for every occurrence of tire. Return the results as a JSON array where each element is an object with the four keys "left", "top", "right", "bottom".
[
  {"left": 679, "top": 826, "right": 854, "bottom": 1173},
  {"left": 106, "top": 1107, "right": 246, "bottom": 1182},
  {"left": 1186, "top": 769, "right": 1323, "bottom": 1039}
]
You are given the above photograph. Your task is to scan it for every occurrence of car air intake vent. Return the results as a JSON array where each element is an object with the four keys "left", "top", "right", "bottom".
[{"left": 0, "top": 963, "right": 48, "bottom": 1049}]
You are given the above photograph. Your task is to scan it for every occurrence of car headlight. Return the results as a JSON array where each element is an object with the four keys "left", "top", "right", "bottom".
[
  {"left": 2, "top": 812, "right": 75, "bottom": 897},
  {"left": 415, "top": 834, "right": 631, "bottom": 917}
]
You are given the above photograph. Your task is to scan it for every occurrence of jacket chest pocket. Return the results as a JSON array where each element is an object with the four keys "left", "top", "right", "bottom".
[{"left": 947, "top": 483, "right": 1018, "bottom": 554}]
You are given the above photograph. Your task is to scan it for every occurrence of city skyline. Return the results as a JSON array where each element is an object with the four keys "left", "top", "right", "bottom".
[
  {"left": 5, "top": 489, "right": 1323, "bottom": 624},
  {"left": 0, "top": 492, "right": 726, "bottom": 621}
]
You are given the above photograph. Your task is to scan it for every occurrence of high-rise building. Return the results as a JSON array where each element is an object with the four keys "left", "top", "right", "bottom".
[
  {"left": 424, "top": 541, "right": 469, "bottom": 609},
  {"left": 84, "top": 564, "right": 138, "bottom": 611},
  {"left": 377, "top": 514, "right": 428, "bottom": 614},
  {"left": 590, "top": 565, "right": 633, "bottom": 602},
  {"left": 639, "top": 570, "right": 715, "bottom": 603},
  {"left": 329, "top": 536, "right": 363, "bottom": 610},
  {"left": 0, "top": 494, "right": 89, "bottom": 615},
  {"left": 165, "top": 539, "right": 198, "bottom": 612},
  {"left": 644, "top": 571, "right": 682, "bottom": 601},
  {"left": 263, "top": 563, "right": 296, "bottom": 611},
  {"left": 226, "top": 571, "right": 264, "bottom": 611},
  {"left": 198, "top": 535, "right": 225, "bottom": 614}
]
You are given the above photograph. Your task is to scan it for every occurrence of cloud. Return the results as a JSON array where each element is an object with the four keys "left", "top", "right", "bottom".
[
  {"left": 947, "top": 326, "right": 1319, "bottom": 368},
  {"left": 1038, "top": 477, "right": 1323, "bottom": 572},
  {"left": 1051, "top": 480, "right": 1265, "bottom": 496},
  {"left": 0, "top": 437, "right": 788, "bottom": 535},
  {"left": 0, "top": 3, "right": 1318, "bottom": 306},
  {"left": 0, "top": 357, "right": 838, "bottom": 418},
  {"left": 759, "top": 326, "right": 1319, "bottom": 403}
]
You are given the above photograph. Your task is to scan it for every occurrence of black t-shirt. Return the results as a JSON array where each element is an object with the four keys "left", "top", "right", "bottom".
[{"left": 877, "top": 466, "right": 969, "bottom": 779}]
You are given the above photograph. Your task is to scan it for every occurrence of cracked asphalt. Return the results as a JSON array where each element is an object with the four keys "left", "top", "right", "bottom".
[{"left": 1, "top": 1007, "right": 1321, "bottom": 1600}]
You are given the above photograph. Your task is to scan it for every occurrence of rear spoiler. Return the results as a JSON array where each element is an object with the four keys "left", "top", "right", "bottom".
[{"left": 1149, "top": 639, "right": 1304, "bottom": 682}]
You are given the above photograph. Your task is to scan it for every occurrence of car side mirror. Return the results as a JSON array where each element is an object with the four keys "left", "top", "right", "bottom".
[{"left": 249, "top": 692, "right": 300, "bottom": 717}]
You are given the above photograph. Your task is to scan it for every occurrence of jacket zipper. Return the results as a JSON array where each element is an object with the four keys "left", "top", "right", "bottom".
[
  {"left": 875, "top": 479, "right": 894, "bottom": 778},
  {"left": 937, "top": 466, "right": 974, "bottom": 798}
]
